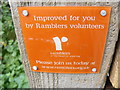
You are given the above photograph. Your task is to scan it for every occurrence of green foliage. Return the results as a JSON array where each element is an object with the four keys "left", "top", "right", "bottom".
[{"left": 0, "top": 0, "right": 29, "bottom": 89}]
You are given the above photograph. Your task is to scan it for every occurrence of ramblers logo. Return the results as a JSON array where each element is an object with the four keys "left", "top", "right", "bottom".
[{"left": 53, "top": 37, "right": 68, "bottom": 50}]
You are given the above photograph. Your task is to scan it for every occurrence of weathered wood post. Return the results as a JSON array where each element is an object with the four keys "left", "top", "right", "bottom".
[
  {"left": 110, "top": 34, "right": 120, "bottom": 88},
  {"left": 9, "top": 0, "right": 120, "bottom": 88}
]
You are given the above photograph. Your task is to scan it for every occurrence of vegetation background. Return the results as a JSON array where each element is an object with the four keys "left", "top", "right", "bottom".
[{"left": 0, "top": 0, "right": 29, "bottom": 89}]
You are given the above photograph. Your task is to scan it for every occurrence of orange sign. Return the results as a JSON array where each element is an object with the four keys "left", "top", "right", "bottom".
[{"left": 18, "top": 6, "right": 111, "bottom": 73}]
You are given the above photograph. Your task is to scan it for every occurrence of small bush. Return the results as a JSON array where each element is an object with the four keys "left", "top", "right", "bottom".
[{"left": 0, "top": 0, "right": 29, "bottom": 89}]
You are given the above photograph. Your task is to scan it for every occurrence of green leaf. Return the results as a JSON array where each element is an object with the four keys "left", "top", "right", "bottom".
[
  {"left": 8, "top": 40, "right": 14, "bottom": 45},
  {"left": 12, "top": 51, "right": 17, "bottom": 57},
  {"left": 9, "top": 76, "right": 14, "bottom": 82},
  {"left": 0, "top": 21, "right": 3, "bottom": 31},
  {"left": 0, "top": 31, "right": 4, "bottom": 35},
  {"left": 7, "top": 82, "right": 18, "bottom": 88},
  {"left": 22, "top": 82, "right": 29, "bottom": 88},
  {"left": 14, "top": 77, "right": 23, "bottom": 88},
  {"left": 6, "top": 45, "right": 14, "bottom": 52}
]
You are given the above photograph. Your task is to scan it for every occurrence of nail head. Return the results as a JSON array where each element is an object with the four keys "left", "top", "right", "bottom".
[
  {"left": 92, "top": 68, "right": 97, "bottom": 72},
  {"left": 22, "top": 10, "right": 29, "bottom": 16},
  {"left": 33, "top": 66, "right": 38, "bottom": 70},
  {"left": 100, "top": 10, "right": 107, "bottom": 16}
]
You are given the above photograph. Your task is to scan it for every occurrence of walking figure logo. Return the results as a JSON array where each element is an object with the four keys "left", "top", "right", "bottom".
[{"left": 53, "top": 37, "right": 68, "bottom": 51}]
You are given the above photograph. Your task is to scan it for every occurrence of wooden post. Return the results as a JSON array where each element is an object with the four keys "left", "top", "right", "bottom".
[
  {"left": 110, "top": 33, "right": 120, "bottom": 88},
  {"left": 9, "top": 0, "right": 120, "bottom": 88}
]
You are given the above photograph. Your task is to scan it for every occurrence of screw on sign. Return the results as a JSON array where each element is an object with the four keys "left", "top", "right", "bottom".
[
  {"left": 92, "top": 68, "right": 97, "bottom": 72},
  {"left": 22, "top": 10, "right": 29, "bottom": 16},
  {"left": 33, "top": 66, "right": 38, "bottom": 70},
  {"left": 100, "top": 10, "right": 107, "bottom": 16}
]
